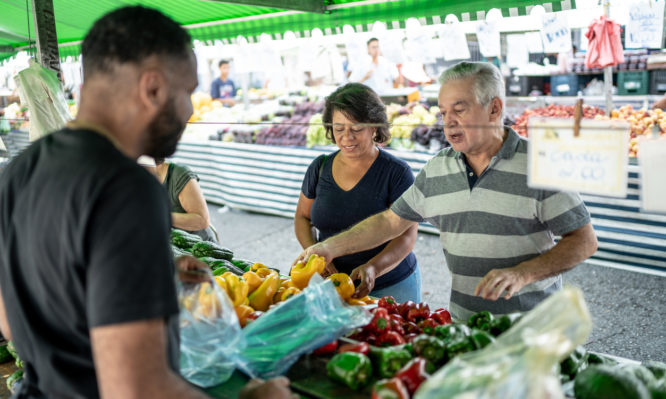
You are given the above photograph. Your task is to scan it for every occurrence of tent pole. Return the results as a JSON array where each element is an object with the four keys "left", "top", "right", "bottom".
[
  {"left": 30, "top": 0, "right": 62, "bottom": 80},
  {"left": 603, "top": 0, "right": 612, "bottom": 116}
]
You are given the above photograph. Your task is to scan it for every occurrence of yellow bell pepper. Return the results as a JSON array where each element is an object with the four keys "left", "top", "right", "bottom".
[
  {"left": 281, "top": 278, "right": 295, "bottom": 289},
  {"left": 235, "top": 304, "right": 254, "bottom": 327},
  {"left": 290, "top": 254, "right": 326, "bottom": 289},
  {"left": 346, "top": 298, "right": 366, "bottom": 306},
  {"left": 243, "top": 271, "right": 263, "bottom": 294},
  {"left": 255, "top": 267, "right": 273, "bottom": 279},
  {"left": 214, "top": 275, "right": 228, "bottom": 291},
  {"left": 273, "top": 286, "right": 287, "bottom": 304},
  {"left": 328, "top": 273, "right": 355, "bottom": 300},
  {"left": 360, "top": 296, "right": 377, "bottom": 305},
  {"left": 281, "top": 287, "right": 301, "bottom": 302},
  {"left": 221, "top": 272, "right": 249, "bottom": 307},
  {"left": 248, "top": 271, "right": 280, "bottom": 311},
  {"left": 196, "top": 282, "right": 220, "bottom": 319},
  {"left": 250, "top": 262, "right": 268, "bottom": 272}
]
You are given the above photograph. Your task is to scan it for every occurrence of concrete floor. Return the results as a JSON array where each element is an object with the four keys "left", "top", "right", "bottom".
[{"left": 211, "top": 205, "right": 666, "bottom": 362}]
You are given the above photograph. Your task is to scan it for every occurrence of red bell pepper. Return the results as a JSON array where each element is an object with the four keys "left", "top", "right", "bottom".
[
  {"left": 431, "top": 308, "right": 452, "bottom": 325},
  {"left": 406, "top": 302, "right": 430, "bottom": 323},
  {"left": 418, "top": 318, "right": 439, "bottom": 335},
  {"left": 395, "top": 357, "right": 430, "bottom": 394},
  {"left": 365, "top": 334, "right": 377, "bottom": 346},
  {"left": 338, "top": 341, "right": 370, "bottom": 355},
  {"left": 398, "top": 300, "right": 416, "bottom": 319},
  {"left": 376, "top": 331, "right": 406, "bottom": 347},
  {"left": 389, "top": 314, "right": 405, "bottom": 335},
  {"left": 365, "top": 307, "right": 391, "bottom": 335},
  {"left": 404, "top": 333, "right": 419, "bottom": 343},
  {"left": 372, "top": 377, "right": 410, "bottom": 399},
  {"left": 378, "top": 296, "right": 399, "bottom": 314},
  {"left": 403, "top": 321, "right": 421, "bottom": 335},
  {"left": 312, "top": 340, "right": 339, "bottom": 355}
]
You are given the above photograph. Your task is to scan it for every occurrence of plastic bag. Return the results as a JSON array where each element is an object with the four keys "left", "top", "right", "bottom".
[
  {"left": 236, "top": 274, "right": 372, "bottom": 379},
  {"left": 415, "top": 287, "right": 592, "bottom": 399},
  {"left": 178, "top": 272, "right": 243, "bottom": 387},
  {"left": 14, "top": 59, "right": 71, "bottom": 141}
]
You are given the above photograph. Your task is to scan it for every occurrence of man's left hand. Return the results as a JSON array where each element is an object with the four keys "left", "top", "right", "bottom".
[
  {"left": 474, "top": 267, "right": 528, "bottom": 301},
  {"left": 350, "top": 263, "right": 377, "bottom": 298}
]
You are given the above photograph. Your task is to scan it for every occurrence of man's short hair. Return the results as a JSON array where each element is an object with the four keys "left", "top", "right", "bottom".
[
  {"left": 438, "top": 61, "right": 505, "bottom": 118},
  {"left": 367, "top": 37, "right": 379, "bottom": 46},
  {"left": 219, "top": 60, "right": 230, "bottom": 68},
  {"left": 81, "top": 6, "right": 191, "bottom": 77}
]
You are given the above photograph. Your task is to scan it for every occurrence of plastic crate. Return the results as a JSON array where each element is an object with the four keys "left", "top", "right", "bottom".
[
  {"left": 617, "top": 71, "right": 649, "bottom": 95},
  {"left": 649, "top": 70, "right": 666, "bottom": 95},
  {"left": 550, "top": 74, "right": 579, "bottom": 96},
  {"left": 506, "top": 76, "right": 529, "bottom": 96}
]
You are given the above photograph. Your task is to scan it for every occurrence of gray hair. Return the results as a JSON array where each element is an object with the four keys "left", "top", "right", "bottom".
[{"left": 438, "top": 61, "right": 505, "bottom": 118}]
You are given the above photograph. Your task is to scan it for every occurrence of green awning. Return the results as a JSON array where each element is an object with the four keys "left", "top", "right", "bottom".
[{"left": 0, "top": 0, "right": 576, "bottom": 61}]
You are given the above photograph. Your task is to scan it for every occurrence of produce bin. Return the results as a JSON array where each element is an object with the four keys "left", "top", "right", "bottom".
[
  {"left": 617, "top": 71, "right": 649, "bottom": 95},
  {"left": 550, "top": 74, "right": 579, "bottom": 96},
  {"left": 649, "top": 70, "right": 666, "bottom": 95}
]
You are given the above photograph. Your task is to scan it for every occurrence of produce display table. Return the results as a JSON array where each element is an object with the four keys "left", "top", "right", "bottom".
[{"left": 171, "top": 140, "right": 666, "bottom": 275}]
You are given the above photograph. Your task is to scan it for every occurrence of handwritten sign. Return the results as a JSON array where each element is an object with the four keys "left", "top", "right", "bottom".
[
  {"left": 506, "top": 34, "right": 529, "bottom": 67},
  {"left": 438, "top": 24, "right": 470, "bottom": 61},
  {"left": 626, "top": 0, "right": 665, "bottom": 49},
  {"left": 639, "top": 139, "right": 666, "bottom": 213},
  {"left": 476, "top": 21, "right": 500, "bottom": 57},
  {"left": 527, "top": 117, "right": 629, "bottom": 197},
  {"left": 540, "top": 12, "right": 572, "bottom": 53}
]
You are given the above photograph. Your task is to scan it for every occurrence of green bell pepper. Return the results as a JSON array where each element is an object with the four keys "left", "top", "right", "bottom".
[
  {"left": 468, "top": 310, "right": 495, "bottom": 331},
  {"left": 446, "top": 335, "right": 475, "bottom": 359},
  {"left": 560, "top": 345, "right": 588, "bottom": 379},
  {"left": 326, "top": 352, "right": 373, "bottom": 390},
  {"left": 411, "top": 334, "right": 446, "bottom": 366},
  {"left": 433, "top": 323, "right": 471, "bottom": 344},
  {"left": 469, "top": 329, "right": 496, "bottom": 350},
  {"left": 370, "top": 346, "right": 413, "bottom": 379},
  {"left": 489, "top": 312, "right": 523, "bottom": 337}
]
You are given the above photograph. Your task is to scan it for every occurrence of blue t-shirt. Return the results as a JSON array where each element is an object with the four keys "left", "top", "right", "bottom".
[
  {"left": 210, "top": 77, "right": 236, "bottom": 99},
  {"left": 301, "top": 148, "right": 417, "bottom": 290}
]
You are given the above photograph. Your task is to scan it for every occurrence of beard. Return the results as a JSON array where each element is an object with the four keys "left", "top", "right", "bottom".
[{"left": 143, "top": 96, "right": 186, "bottom": 159}]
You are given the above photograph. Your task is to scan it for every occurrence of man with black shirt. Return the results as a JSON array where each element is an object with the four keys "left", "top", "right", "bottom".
[{"left": 0, "top": 7, "right": 294, "bottom": 399}]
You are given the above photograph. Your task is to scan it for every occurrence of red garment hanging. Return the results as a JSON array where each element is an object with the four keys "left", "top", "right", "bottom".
[{"left": 584, "top": 15, "right": 625, "bottom": 69}]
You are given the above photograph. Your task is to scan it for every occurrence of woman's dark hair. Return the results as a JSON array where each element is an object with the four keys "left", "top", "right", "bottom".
[
  {"left": 323, "top": 83, "right": 390, "bottom": 144},
  {"left": 82, "top": 6, "right": 191, "bottom": 77}
]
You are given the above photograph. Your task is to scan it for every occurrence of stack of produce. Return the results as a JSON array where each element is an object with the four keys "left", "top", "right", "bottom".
[
  {"left": 255, "top": 114, "right": 309, "bottom": 146},
  {"left": 511, "top": 104, "right": 606, "bottom": 137},
  {"left": 606, "top": 105, "right": 666, "bottom": 157},
  {"left": 305, "top": 113, "right": 331, "bottom": 148}
]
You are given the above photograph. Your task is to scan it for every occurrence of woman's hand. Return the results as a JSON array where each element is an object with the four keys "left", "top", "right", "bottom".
[
  {"left": 175, "top": 255, "right": 210, "bottom": 283},
  {"left": 350, "top": 263, "right": 378, "bottom": 298}
]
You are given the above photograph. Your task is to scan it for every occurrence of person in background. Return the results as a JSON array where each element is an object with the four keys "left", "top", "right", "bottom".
[
  {"left": 296, "top": 62, "right": 597, "bottom": 320},
  {"left": 153, "top": 157, "right": 218, "bottom": 243},
  {"left": 294, "top": 83, "right": 420, "bottom": 303},
  {"left": 349, "top": 38, "right": 398, "bottom": 94},
  {"left": 0, "top": 6, "right": 294, "bottom": 399},
  {"left": 210, "top": 60, "right": 236, "bottom": 106}
]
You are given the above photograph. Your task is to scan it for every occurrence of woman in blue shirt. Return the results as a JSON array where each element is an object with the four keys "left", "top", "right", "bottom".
[{"left": 294, "top": 83, "right": 420, "bottom": 302}]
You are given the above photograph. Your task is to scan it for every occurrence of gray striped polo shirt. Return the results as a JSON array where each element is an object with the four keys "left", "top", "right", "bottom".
[{"left": 391, "top": 128, "right": 591, "bottom": 320}]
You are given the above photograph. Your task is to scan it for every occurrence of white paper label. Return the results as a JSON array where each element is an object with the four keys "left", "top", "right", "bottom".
[
  {"left": 506, "top": 34, "right": 529, "bottom": 67},
  {"left": 541, "top": 12, "right": 573, "bottom": 54},
  {"left": 527, "top": 117, "right": 629, "bottom": 197},
  {"left": 438, "top": 24, "right": 471, "bottom": 61},
  {"left": 625, "top": 0, "right": 665, "bottom": 49},
  {"left": 639, "top": 139, "right": 666, "bottom": 213},
  {"left": 476, "top": 21, "right": 500, "bottom": 57}
]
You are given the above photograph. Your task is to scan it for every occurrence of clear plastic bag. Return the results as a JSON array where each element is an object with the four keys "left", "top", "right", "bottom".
[
  {"left": 178, "top": 272, "right": 244, "bottom": 387},
  {"left": 14, "top": 59, "right": 71, "bottom": 141},
  {"left": 236, "top": 274, "right": 372, "bottom": 379},
  {"left": 415, "top": 287, "right": 593, "bottom": 399}
]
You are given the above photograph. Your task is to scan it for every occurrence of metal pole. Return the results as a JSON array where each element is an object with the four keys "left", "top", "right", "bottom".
[
  {"left": 30, "top": 0, "right": 62, "bottom": 81},
  {"left": 603, "top": 1, "right": 613, "bottom": 116}
]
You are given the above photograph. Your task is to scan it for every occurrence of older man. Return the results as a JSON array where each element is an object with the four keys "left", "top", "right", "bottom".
[
  {"left": 298, "top": 61, "right": 597, "bottom": 319},
  {"left": 0, "top": 6, "right": 294, "bottom": 399}
]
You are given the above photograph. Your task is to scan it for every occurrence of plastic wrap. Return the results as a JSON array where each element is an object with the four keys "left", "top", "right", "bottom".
[
  {"left": 178, "top": 272, "right": 243, "bottom": 387},
  {"left": 415, "top": 287, "right": 593, "bottom": 399},
  {"left": 14, "top": 59, "right": 71, "bottom": 141},
  {"left": 236, "top": 274, "right": 372, "bottom": 379}
]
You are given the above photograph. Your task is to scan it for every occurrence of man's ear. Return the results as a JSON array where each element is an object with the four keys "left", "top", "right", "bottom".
[
  {"left": 489, "top": 97, "right": 503, "bottom": 122},
  {"left": 137, "top": 69, "right": 168, "bottom": 116}
]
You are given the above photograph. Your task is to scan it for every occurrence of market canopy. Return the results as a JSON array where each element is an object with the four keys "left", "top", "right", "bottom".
[{"left": 0, "top": 0, "right": 576, "bottom": 61}]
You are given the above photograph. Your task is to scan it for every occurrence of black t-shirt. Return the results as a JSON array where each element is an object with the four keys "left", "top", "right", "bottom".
[
  {"left": 0, "top": 128, "right": 180, "bottom": 398},
  {"left": 302, "top": 148, "right": 417, "bottom": 290}
]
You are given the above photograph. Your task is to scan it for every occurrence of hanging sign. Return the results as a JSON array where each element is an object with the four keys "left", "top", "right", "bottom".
[
  {"left": 438, "top": 24, "right": 471, "bottom": 61},
  {"left": 540, "top": 12, "right": 572, "bottom": 53},
  {"left": 527, "top": 117, "right": 629, "bottom": 197},
  {"left": 506, "top": 34, "right": 529, "bottom": 67},
  {"left": 476, "top": 21, "right": 500, "bottom": 57},
  {"left": 639, "top": 138, "right": 666, "bottom": 213},
  {"left": 625, "top": 0, "right": 665, "bottom": 49}
]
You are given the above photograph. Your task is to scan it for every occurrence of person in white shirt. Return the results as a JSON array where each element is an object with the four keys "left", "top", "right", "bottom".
[{"left": 349, "top": 38, "right": 398, "bottom": 94}]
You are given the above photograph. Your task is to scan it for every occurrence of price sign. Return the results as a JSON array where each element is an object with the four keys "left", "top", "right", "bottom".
[
  {"left": 639, "top": 139, "right": 666, "bottom": 213},
  {"left": 438, "top": 24, "right": 470, "bottom": 61},
  {"left": 541, "top": 12, "right": 572, "bottom": 53},
  {"left": 625, "top": 0, "right": 665, "bottom": 49},
  {"left": 476, "top": 21, "right": 500, "bottom": 57},
  {"left": 527, "top": 117, "right": 629, "bottom": 197},
  {"left": 506, "top": 34, "right": 529, "bottom": 67}
]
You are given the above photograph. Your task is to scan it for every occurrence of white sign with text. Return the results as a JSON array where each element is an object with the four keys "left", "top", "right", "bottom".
[
  {"left": 527, "top": 117, "right": 629, "bottom": 197},
  {"left": 476, "top": 21, "right": 500, "bottom": 57},
  {"left": 541, "top": 12, "right": 573, "bottom": 54},
  {"left": 626, "top": 0, "right": 665, "bottom": 49},
  {"left": 439, "top": 24, "right": 471, "bottom": 61},
  {"left": 639, "top": 139, "right": 666, "bottom": 213}
]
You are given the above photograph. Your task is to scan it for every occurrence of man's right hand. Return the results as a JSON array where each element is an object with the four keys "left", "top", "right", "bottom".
[
  {"left": 293, "top": 242, "right": 334, "bottom": 269},
  {"left": 239, "top": 377, "right": 298, "bottom": 399}
]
